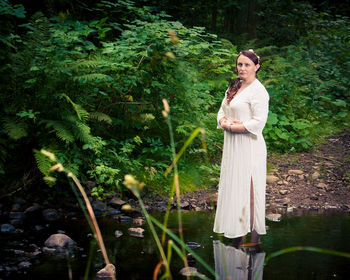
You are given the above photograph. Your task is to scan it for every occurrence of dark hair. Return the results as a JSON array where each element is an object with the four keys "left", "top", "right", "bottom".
[{"left": 226, "top": 50, "right": 261, "bottom": 104}]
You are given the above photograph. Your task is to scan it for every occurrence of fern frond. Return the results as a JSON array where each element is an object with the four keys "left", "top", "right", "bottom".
[
  {"left": 45, "top": 120, "right": 74, "bottom": 143},
  {"left": 33, "top": 149, "right": 52, "bottom": 177},
  {"left": 3, "top": 118, "right": 28, "bottom": 140},
  {"left": 74, "top": 121, "right": 93, "bottom": 143},
  {"left": 73, "top": 73, "right": 113, "bottom": 83},
  {"left": 89, "top": 112, "right": 112, "bottom": 124},
  {"left": 60, "top": 94, "right": 89, "bottom": 121}
]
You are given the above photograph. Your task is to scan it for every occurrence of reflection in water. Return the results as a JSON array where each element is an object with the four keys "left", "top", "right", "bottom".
[{"left": 213, "top": 240, "right": 265, "bottom": 280}]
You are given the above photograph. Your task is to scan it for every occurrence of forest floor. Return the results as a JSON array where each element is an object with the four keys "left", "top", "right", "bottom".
[{"left": 142, "top": 129, "right": 350, "bottom": 214}]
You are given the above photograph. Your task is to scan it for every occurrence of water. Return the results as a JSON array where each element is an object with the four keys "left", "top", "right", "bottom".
[{"left": 5, "top": 210, "right": 350, "bottom": 279}]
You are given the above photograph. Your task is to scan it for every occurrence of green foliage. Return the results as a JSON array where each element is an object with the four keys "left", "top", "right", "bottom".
[{"left": 0, "top": 0, "right": 349, "bottom": 197}]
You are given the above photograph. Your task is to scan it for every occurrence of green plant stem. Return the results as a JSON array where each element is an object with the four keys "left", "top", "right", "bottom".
[
  {"left": 165, "top": 114, "right": 188, "bottom": 269},
  {"left": 150, "top": 216, "right": 218, "bottom": 278},
  {"left": 134, "top": 191, "right": 171, "bottom": 277}
]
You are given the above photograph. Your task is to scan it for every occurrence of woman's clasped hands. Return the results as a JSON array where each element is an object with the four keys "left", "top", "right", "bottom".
[{"left": 220, "top": 117, "right": 243, "bottom": 132}]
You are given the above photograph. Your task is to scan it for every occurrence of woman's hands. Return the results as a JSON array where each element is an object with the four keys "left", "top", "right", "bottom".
[{"left": 219, "top": 118, "right": 246, "bottom": 133}]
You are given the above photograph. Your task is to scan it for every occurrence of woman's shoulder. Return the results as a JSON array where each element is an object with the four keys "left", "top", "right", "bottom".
[{"left": 250, "top": 79, "right": 269, "bottom": 100}]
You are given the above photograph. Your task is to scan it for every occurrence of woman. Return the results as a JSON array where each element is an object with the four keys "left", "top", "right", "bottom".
[{"left": 213, "top": 49, "right": 269, "bottom": 245}]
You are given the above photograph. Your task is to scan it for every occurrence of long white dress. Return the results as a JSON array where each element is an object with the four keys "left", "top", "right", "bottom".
[{"left": 213, "top": 79, "right": 269, "bottom": 238}]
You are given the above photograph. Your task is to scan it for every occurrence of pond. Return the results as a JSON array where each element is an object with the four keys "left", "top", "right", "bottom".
[{"left": 3, "top": 209, "right": 350, "bottom": 279}]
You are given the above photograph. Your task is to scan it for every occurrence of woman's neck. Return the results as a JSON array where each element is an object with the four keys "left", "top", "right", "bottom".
[{"left": 241, "top": 76, "right": 256, "bottom": 86}]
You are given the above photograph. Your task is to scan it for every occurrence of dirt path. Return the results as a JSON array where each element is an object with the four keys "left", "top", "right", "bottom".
[{"left": 143, "top": 129, "right": 350, "bottom": 213}]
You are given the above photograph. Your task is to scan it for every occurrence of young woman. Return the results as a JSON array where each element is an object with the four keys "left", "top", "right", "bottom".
[{"left": 213, "top": 50, "right": 269, "bottom": 245}]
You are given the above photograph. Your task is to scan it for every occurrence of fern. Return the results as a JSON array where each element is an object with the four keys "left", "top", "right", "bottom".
[
  {"left": 45, "top": 120, "right": 75, "bottom": 143},
  {"left": 73, "top": 73, "right": 113, "bottom": 83},
  {"left": 60, "top": 94, "right": 89, "bottom": 121},
  {"left": 74, "top": 121, "right": 93, "bottom": 143},
  {"left": 89, "top": 112, "right": 112, "bottom": 124},
  {"left": 3, "top": 118, "right": 28, "bottom": 140}
]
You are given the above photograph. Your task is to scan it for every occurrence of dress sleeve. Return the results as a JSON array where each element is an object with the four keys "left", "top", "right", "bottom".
[
  {"left": 242, "top": 88, "right": 269, "bottom": 135},
  {"left": 217, "top": 99, "right": 225, "bottom": 130}
]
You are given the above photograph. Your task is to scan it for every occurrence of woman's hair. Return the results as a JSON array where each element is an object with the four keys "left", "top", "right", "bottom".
[{"left": 226, "top": 49, "right": 261, "bottom": 104}]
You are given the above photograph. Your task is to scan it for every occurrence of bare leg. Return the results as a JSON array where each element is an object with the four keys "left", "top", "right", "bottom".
[{"left": 250, "top": 178, "right": 260, "bottom": 244}]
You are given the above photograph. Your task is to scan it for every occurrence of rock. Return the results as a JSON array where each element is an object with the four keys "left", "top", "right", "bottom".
[
  {"left": 114, "top": 230, "right": 123, "bottom": 238},
  {"left": 266, "top": 175, "right": 279, "bottom": 184},
  {"left": 24, "top": 204, "right": 42, "bottom": 218},
  {"left": 186, "top": 253, "right": 196, "bottom": 265},
  {"left": 11, "top": 203, "right": 21, "bottom": 211},
  {"left": 317, "top": 183, "right": 328, "bottom": 190},
  {"left": 287, "top": 206, "right": 294, "bottom": 213},
  {"left": 133, "top": 218, "right": 145, "bottom": 226},
  {"left": 106, "top": 207, "right": 120, "bottom": 216},
  {"left": 9, "top": 211, "right": 24, "bottom": 220},
  {"left": 10, "top": 219, "right": 23, "bottom": 226},
  {"left": 266, "top": 213, "right": 282, "bottom": 222},
  {"left": 186, "top": 242, "right": 201, "bottom": 249},
  {"left": 279, "top": 190, "right": 288, "bottom": 195},
  {"left": 128, "top": 227, "right": 144, "bottom": 238},
  {"left": 180, "top": 201, "right": 190, "bottom": 208},
  {"left": 117, "top": 215, "right": 132, "bottom": 224},
  {"left": 34, "top": 225, "right": 44, "bottom": 231},
  {"left": 18, "top": 261, "right": 32, "bottom": 269},
  {"left": 44, "top": 233, "right": 75, "bottom": 250},
  {"left": 298, "top": 174, "right": 305, "bottom": 180},
  {"left": 281, "top": 197, "right": 291, "bottom": 205},
  {"left": 109, "top": 197, "right": 126, "bottom": 208},
  {"left": 1, "top": 223, "right": 16, "bottom": 233},
  {"left": 42, "top": 209, "right": 60, "bottom": 221},
  {"left": 42, "top": 247, "right": 57, "bottom": 254},
  {"left": 92, "top": 201, "right": 107, "bottom": 217},
  {"left": 96, "top": 264, "right": 116, "bottom": 280},
  {"left": 179, "top": 267, "right": 199, "bottom": 277},
  {"left": 310, "top": 195, "right": 319, "bottom": 200},
  {"left": 288, "top": 169, "right": 304, "bottom": 175}
]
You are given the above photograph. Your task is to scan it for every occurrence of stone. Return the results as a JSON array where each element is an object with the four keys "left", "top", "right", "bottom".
[
  {"left": 42, "top": 247, "right": 57, "bottom": 254},
  {"left": 109, "top": 197, "right": 126, "bottom": 208},
  {"left": 128, "top": 227, "right": 144, "bottom": 238},
  {"left": 279, "top": 190, "right": 288, "bottom": 195},
  {"left": 298, "top": 175, "right": 305, "bottom": 180},
  {"left": 11, "top": 203, "right": 21, "bottom": 211},
  {"left": 42, "top": 209, "right": 60, "bottom": 221},
  {"left": 44, "top": 233, "right": 75, "bottom": 250},
  {"left": 24, "top": 204, "right": 42, "bottom": 219},
  {"left": 9, "top": 211, "right": 24, "bottom": 220},
  {"left": 114, "top": 230, "right": 123, "bottom": 238},
  {"left": 96, "top": 264, "right": 116, "bottom": 280},
  {"left": 317, "top": 183, "right": 328, "bottom": 190},
  {"left": 116, "top": 215, "right": 132, "bottom": 224},
  {"left": 179, "top": 267, "right": 199, "bottom": 277},
  {"left": 180, "top": 201, "right": 190, "bottom": 208},
  {"left": 18, "top": 261, "right": 32, "bottom": 269},
  {"left": 266, "top": 213, "right": 282, "bottom": 222},
  {"left": 92, "top": 201, "right": 107, "bottom": 216},
  {"left": 312, "top": 171, "right": 320, "bottom": 180},
  {"left": 1, "top": 223, "right": 16, "bottom": 233},
  {"left": 281, "top": 197, "right": 291, "bottom": 205},
  {"left": 133, "top": 218, "right": 145, "bottom": 226},
  {"left": 287, "top": 206, "right": 294, "bottom": 213},
  {"left": 186, "top": 242, "right": 201, "bottom": 249},
  {"left": 34, "top": 225, "right": 44, "bottom": 231},
  {"left": 106, "top": 207, "right": 120, "bottom": 216},
  {"left": 288, "top": 169, "right": 304, "bottom": 175},
  {"left": 266, "top": 175, "right": 279, "bottom": 184},
  {"left": 10, "top": 219, "right": 23, "bottom": 226}
]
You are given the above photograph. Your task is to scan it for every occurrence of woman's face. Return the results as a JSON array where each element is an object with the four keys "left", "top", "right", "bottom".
[{"left": 236, "top": 55, "right": 260, "bottom": 81}]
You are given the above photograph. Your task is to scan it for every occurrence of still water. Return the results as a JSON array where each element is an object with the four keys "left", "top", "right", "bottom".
[{"left": 21, "top": 210, "right": 350, "bottom": 279}]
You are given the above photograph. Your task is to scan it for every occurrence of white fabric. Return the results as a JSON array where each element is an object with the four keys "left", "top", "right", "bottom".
[
  {"left": 213, "top": 79, "right": 269, "bottom": 238},
  {"left": 213, "top": 240, "right": 265, "bottom": 280}
]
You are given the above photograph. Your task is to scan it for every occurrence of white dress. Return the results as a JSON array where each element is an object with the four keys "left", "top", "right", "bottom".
[
  {"left": 213, "top": 240, "right": 265, "bottom": 280},
  {"left": 213, "top": 79, "right": 269, "bottom": 238}
]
